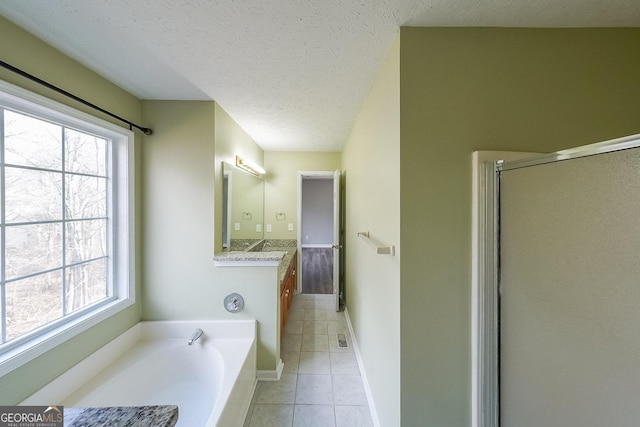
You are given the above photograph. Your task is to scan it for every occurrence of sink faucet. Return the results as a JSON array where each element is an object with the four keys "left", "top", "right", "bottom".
[
  {"left": 188, "top": 328, "right": 203, "bottom": 345},
  {"left": 262, "top": 242, "right": 272, "bottom": 251}
]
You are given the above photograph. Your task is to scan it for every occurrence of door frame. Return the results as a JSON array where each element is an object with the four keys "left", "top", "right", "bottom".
[
  {"left": 297, "top": 171, "right": 340, "bottom": 298},
  {"left": 472, "top": 151, "right": 538, "bottom": 427},
  {"left": 472, "top": 133, "right": 640, "bottom": 427}
]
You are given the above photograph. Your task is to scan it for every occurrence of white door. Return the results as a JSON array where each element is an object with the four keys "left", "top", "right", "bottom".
[{"left": 332, "top": 169, "right": 341, "bottom": 311}]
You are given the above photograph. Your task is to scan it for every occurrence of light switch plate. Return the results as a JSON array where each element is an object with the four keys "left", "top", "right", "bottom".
[
  {"left": 266, "top": 224, "right": 272, "bottom": 233},
  {"left": 288, "top": 223, "right": 294, "bottom": 231},
  {"left": 234, "top": 223, "right": 240, "bottom": 230},
  {"left": 256, "top": 224, "right": 262, "bottom": 232}
]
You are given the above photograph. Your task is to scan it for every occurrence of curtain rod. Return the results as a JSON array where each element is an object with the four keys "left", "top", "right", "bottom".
[{"left": 0, "top": 60, "right": 152, "bottom": 135}]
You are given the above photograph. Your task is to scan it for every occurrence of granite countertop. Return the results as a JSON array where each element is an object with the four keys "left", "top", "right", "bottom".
[
  {"left": 213, "top": 250, "right": 287, "bottom": 263},
  {"left": 64, "top": 405, "right": 178, "bottom": 427},
  {"left": 212, "top": 247, "right": 296, "bottom": 283},
  {"left": 213, "top": 240, "right": 297, "bottom": 276},
  {"left": 271, "top": 247, "right": 296, "bottom": 284}
]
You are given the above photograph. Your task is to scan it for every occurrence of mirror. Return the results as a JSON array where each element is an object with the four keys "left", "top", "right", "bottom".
[{"left": 222, "top": 161, "right": 264, "bottom": 250}]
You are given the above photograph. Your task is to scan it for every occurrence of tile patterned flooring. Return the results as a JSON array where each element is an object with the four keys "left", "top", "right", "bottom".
[{"left": 244, "top": 293, "right": 374, "bottom": 427}]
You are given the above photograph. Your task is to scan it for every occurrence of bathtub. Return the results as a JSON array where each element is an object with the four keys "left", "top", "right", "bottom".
[{"left": 21, "top": 320, "right": 257, "bottom": 427}]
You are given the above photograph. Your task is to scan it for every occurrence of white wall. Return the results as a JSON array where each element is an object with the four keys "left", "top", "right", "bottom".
[{"left": 301, "top": 178, "right": 333, "bottom": 246}]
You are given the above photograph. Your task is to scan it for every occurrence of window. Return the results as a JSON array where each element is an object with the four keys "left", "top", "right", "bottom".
[{"left": 0, "top": 80, "right": 135, "bottom": 375}]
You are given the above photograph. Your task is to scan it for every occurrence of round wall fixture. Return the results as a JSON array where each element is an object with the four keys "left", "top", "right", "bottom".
[{"left": 224, "top": 293, "right": 244, "bottom": 313}]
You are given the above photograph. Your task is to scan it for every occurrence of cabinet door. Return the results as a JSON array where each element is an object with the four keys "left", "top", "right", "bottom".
[
  {"left": 280, "top": 285, "right": 287, "bottom": 330},
  {"left": 287, "top": 272, "right": 294, "bottom": 308},
  {"left": 280, "top": 254, "right": 298, "bottom": 330}
]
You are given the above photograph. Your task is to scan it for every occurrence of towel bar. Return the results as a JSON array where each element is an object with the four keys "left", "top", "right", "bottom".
[{"left": 357, "top": 231, "right": 395, "bottom": 256}]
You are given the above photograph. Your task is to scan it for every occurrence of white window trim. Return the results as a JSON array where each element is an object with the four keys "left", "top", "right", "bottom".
[{"left": 0, "top": 79, "right": 135, "bottom": 377}]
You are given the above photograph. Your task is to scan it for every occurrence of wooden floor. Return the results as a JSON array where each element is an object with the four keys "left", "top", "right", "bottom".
[{"left": 301, "top": 248, "right": 333, "bottom": 294}]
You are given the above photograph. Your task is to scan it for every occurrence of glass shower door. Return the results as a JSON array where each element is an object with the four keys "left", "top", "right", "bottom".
[{"left": 499, "top": 146, "right": 640, "bottom": 426}]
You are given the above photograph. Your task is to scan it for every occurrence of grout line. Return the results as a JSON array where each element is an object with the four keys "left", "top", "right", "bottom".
[
  {"left": 291, "top": 371, "right": 298, "bottom": 427},
  {"left": 278, "top": 294, "right": 373, "bottom": 427}
]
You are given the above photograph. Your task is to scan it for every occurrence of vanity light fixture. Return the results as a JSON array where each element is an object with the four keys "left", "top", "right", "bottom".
[{"left": 236, "top": 155, "right": 266, "bottom": 177}]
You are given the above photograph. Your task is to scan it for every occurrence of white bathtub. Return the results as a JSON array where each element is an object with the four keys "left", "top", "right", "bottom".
[{"left": 22, "top": 320, "right": 257, "bottom": 427}]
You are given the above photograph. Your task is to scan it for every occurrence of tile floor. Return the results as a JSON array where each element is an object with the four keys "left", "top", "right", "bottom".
[{"left": 244, "top": 293, "right": 374, "bottom": 427}]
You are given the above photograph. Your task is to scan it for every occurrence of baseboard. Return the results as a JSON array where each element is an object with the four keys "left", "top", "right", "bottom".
[
  {"left": 256, "top": 358, "right": 284, "bottom": 381},
  {"left": 344, "top": 307, "right": 381, "bottom": 427}
]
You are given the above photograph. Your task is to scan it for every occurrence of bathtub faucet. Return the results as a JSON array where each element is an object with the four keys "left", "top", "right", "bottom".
[{"left": 188, "top": 328, "right": 204, "bottom": 346}]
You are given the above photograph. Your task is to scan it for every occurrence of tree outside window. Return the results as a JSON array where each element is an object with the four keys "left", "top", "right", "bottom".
[{"left": 2, "top": 110, "right": 109, "bottom": 343}]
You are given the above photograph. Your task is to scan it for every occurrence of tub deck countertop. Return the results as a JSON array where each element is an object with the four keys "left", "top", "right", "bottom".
[{"left": 64, "top": 405, "right": 178, "bottom": 427}]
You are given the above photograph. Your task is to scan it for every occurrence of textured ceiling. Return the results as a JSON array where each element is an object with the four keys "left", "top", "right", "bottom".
[{"left": 1, "top": 0, "right": 639, "bottom": 151}]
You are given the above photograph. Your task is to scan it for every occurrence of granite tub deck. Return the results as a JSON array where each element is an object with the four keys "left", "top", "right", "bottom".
[
  {"left": 65, "top": 405, "right": 178, "bottom": 427},
  {"left": 214, "top": 239, "right": 297, "bottom": 283}
]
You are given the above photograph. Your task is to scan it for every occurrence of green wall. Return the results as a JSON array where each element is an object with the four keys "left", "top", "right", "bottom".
[
  {"left": 139, "top": 104, "right": 341, "bottom": 372},
  {"left": 4, "top": 15, "right": 640, "bottom": 423},
  {"left": 264, "top": 151, "right": 341, "bottom": 239},
  {"left": 0, "top": 15, "right": 143, "bottom": 404},
  {"left": 141, "top": 100, "right": 217, "bottom": 319},
  {"left": 342, "top": 35, "right": 401, "bottom": 426},
  {"left": 399, "top": 27, "right": 640, "bottom": 425},
  {"left": 141, "top": 101, "right": 281, "bottom": 372},
  {"left": 214, "top": 104, "right": 266, "bottom": 252}
]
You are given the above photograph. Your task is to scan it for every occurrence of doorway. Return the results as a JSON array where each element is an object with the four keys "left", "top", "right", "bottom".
[
  {"left": 297, "top": 171, "right": 342, "bottom": 310},
  {"left": 301, "top": 176, "right": 333, "bottom": 294}
]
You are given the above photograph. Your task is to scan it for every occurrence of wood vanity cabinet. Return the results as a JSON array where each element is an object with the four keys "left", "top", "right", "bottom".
[{"left": 280, "top": 253, "right": 297, "bottom": 330}]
